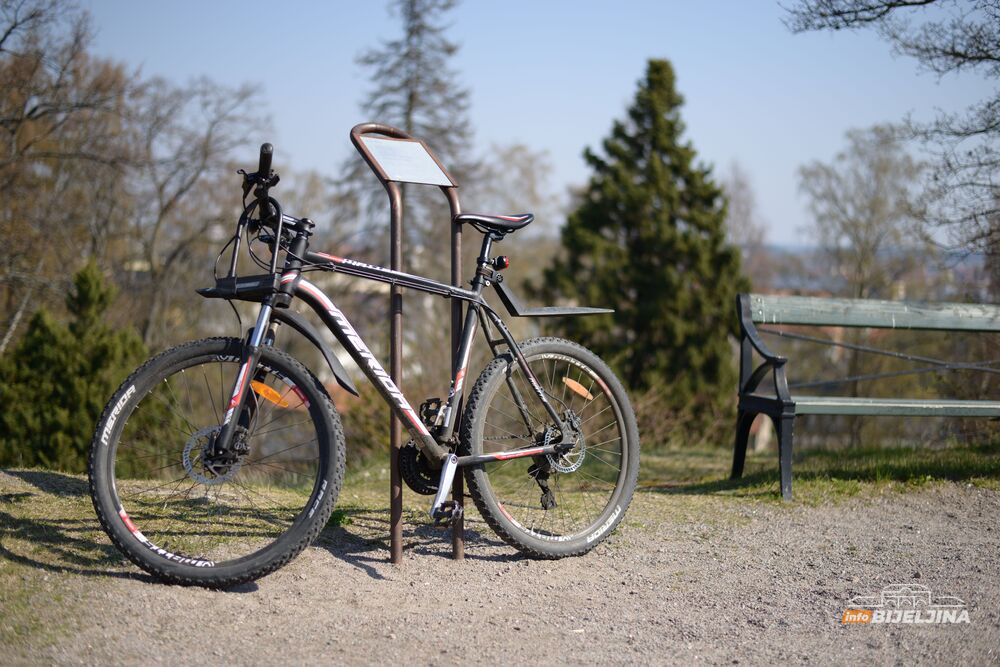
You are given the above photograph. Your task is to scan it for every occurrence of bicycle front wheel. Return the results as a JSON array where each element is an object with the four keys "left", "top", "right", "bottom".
[
  {"left": 460, "top": 337, "right": 640, "bottom": 558},
  {"left": 89, "top": 337, "right": 345, "bottom": 587}
]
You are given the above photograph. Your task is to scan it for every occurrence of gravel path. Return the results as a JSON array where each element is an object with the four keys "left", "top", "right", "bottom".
[{"left": 3, "top": 475, "right": 998, "bottom": 666}]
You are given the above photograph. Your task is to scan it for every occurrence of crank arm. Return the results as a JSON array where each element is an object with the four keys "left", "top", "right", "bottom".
[{"left": 428, "top": 453, "right": 459, "bottom": 519}]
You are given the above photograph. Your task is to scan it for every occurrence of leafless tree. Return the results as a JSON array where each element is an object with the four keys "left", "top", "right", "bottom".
[
  {"left": 123, "top": 77, "right": 264, "bottom": 346},
  {"left": 0, "top": 0, "right": 133, "bottom": 354},
  {"left": 468, "top": 143, "right": 558, "bottom": 232},
  {"left": 799, "top": 125, "right": 928, "bottom": 298},
  {"left": 722, "top": 161, "right": 771, "bottom": 289},
  {"left": 799, "top": 125, "right": 933, "bottom": 444},
  {"left": 784, "top": 0, "right": 999, "bottom": 284}
]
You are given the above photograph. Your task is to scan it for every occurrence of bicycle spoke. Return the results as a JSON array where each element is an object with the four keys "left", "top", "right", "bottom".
[
  {"left": 469, "top": 342, "right": 635, "bottom": 553},
  {"left": 103, "top": 347, "right": 328, "bottom": 571},
  {"left": 203, "top": 369, "right": 222, "bottom": 425}
]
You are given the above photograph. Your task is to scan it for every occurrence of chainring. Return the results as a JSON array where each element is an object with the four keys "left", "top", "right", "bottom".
[{"left": 399, "top": 440, "right": 439, "bottom": 495}]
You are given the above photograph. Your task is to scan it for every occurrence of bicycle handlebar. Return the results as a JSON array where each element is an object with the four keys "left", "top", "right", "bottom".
[{"left": 258, "top": 142, "right": 273, "bottom": 178}]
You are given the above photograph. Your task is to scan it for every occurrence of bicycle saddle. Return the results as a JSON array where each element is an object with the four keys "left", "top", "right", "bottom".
[{"left": 455, "top": 212, "right": 534, "bottom": 235}]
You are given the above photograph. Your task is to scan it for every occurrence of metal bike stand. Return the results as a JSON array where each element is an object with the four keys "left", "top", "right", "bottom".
[
  {"left": 446, "top": 187, "right": 465, "bottom": 560},
  {"left": 349, "top": 124, "right": 464, "bottom": 563}
]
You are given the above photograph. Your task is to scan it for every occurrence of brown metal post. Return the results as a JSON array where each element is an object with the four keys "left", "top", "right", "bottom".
[
  {"left": 349, "top": 122, "right": 465, "bottom": 564},
  {"left": 444, "top": 187, "right": 464, "bottom": 560},
  {"left": 388, "top": 182, "right": 404, "bottom": 565}
]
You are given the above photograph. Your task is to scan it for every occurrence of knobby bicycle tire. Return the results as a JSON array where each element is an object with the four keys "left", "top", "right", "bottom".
[
  {"left": 89, "top": 337, "right": 344, "bottom": 588},
  {"left": 460, "top": 337, "right": 640, "bottom": 558}
]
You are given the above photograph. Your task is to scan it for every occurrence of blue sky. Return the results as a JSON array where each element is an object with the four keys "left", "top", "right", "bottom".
[{"left": 83, "top": 1, "right": 986, "bottom": 244}]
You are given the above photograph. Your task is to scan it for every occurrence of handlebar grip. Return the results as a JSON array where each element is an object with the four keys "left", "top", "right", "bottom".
[{"left": 258, "top": 143, "right": 273, "bottom": 176}]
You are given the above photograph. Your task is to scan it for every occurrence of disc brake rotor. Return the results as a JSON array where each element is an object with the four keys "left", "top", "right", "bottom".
[
  {"left": 546, "top": 413, "right": 586, "bottom": 473},
  {"left": 182, "top": 425, "right": 247, "bottom": 485}
]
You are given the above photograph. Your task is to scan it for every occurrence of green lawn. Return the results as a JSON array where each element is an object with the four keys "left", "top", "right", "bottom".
[
  {"left": 332, "top": 437, "right": 1000, "bottom": 519},
  {"left": 637, "top": 439, "right": 1000, "bottom": 505}
]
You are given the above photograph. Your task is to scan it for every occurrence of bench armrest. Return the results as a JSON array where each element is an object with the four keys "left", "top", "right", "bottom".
[{"left": 737, "top": 294, "right": 786, "bottom": 365}]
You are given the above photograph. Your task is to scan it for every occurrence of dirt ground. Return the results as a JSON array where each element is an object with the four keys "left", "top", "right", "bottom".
[{"left": 1, "top": 470, "right": 998, "bottom": 666}]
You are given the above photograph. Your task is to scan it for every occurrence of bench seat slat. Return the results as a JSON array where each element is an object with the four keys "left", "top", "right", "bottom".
[
  {"left": 748, "top": 293, "right": 1000, "bottom": 332},
  {"left": 793, "top": 396, "right": 1000, "bottom": 417}
]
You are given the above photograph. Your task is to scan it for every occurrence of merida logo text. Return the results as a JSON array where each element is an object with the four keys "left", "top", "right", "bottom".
[
  {"left": 101, "top": 385, "right": 136, "bottom": 446},
  {"left": 330, "top": 306, "right": 417, "bottom": 414}
]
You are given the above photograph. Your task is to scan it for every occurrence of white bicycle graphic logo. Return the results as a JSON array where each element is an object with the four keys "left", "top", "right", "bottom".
[{"left": 849, "top": 584, "right": 965, "bottom": 609}]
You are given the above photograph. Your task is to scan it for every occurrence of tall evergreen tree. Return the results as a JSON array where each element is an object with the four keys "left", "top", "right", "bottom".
[
  {"left": 330, "top": 0, "right": 476, "bottom": 393},
  {"left": 537, "top": 59, "right": 746, "bottom": 431},
  {"left": 338, "top": 0, "right": 473, "bottom": 270},
  {"left": 357, "top": 0, "right": 470, "bottom": 169},
  {"left": 0, "top": 262, "right": 146, "bottom": 472}
]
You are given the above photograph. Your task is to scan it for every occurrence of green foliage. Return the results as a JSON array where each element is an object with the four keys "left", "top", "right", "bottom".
[
  {"left": 0, "top": 262, "right": 146, "bottom": 472},
  {"left": 536, "top": 59, "right": 747, "bottom": 439},
  {"left": 338, "top": 384, "right": 392, "bottom": 468}
]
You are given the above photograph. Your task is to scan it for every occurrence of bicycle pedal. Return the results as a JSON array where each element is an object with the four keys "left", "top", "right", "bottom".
[{"left": 432, "top": 500, "right": 463, "bottom": 527}]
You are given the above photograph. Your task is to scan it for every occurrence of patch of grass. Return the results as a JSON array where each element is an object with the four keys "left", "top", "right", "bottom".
[
  {"left": 327, "top": 508, "right": 353, "bottom": 527},
  {"left": 638, "top": 439, "right": 1000, "bottom": 504},
  {"left": 0, "top": 470, "right": 125, "bottom": 652}
]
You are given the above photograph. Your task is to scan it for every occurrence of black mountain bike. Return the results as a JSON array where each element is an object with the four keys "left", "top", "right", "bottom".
[{"left": 89, "top": 136, "right": 640, "bottom": 588}]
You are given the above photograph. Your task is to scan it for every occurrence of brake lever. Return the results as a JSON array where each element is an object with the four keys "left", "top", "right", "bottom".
[
  {"left": 238, "top": 169, "right": 280, "bottom": 200},
  {"left": 238, "top": 169, "right": 254, "bottom": 200}
]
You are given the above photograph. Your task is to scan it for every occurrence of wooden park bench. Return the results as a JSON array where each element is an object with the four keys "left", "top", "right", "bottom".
[{"left": 730, "top": 293, "right": 1000, "bottom": 500}]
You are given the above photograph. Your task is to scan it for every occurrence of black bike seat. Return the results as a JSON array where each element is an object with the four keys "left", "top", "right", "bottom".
[{"left": 455, "top": 212, "right": 534, "bottom": 234}]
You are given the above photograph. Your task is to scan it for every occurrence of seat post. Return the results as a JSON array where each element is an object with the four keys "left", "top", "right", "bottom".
[{"left": 477, "top": 234, "right": 494, "bottom": 267}]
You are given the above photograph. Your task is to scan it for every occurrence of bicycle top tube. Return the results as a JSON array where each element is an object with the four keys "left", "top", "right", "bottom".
[{"left": 293, "top": 250, "right": 481, "bottom": 304}]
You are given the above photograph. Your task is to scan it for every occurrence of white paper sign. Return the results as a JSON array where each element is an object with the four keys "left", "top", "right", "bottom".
[{"left": 359, "top": 136, "right": 453, "bottom": 186}]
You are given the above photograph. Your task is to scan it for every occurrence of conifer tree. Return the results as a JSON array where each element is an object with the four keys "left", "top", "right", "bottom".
[
  {"left": 339, "top": 0, "right": 473, "bottom": 269},
  {"left": 538, "top": 59, "right": 747, "bottom": 432},
  {"left": 0, "top": 262, "right": 146, "bottom": 472}
]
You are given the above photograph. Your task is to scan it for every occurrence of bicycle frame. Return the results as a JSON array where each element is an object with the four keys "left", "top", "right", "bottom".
[
  {"left": 212, "top": 229, "right": 568, "bottom": 487},
  {"left": 299, "top": 253, "right": 565, "bottom": 458},
  {"left": 206, "top": 132, "right": 610, "bottom": 520}
]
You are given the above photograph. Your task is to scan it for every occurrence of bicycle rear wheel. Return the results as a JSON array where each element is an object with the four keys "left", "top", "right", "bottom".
[
  {"left": 460, "top": 337, "right": 640, "bottom": 558},
  {"left": 89, "top": 337, "right": 344, "bottom": 587}
]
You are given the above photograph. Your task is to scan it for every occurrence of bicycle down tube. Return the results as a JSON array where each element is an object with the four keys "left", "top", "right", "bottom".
[{"left": 269, "top": 264, "right": 566, "bottom": 467}]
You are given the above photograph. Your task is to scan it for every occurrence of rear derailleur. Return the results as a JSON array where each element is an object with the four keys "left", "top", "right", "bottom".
[{"left": 528, "top": 416, "right": 584, "bottom": 511}]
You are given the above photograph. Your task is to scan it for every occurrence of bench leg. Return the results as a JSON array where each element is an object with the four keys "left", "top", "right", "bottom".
[
  {"left": 730, "top": 410, "right": 755, "bottom": 480},
  {"left": 776, "top": 414, "right": 795, "bottom": 501}
]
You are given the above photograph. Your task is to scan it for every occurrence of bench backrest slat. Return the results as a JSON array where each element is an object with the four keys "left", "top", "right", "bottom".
[{"left": 748, "top": 294, "right": 1000, "bottom": 332}]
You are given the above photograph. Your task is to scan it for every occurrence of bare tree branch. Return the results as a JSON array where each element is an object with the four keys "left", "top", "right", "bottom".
[{"left": 784, "top": 0, "right": 1000, "bottom": 267}]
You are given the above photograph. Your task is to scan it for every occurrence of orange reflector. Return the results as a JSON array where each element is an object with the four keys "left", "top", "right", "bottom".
[
  {"left": 562, "top": 377, "right": 594, "bottom": 400},
  {"left": 251, "top": 380, "right": 290, "bottom": 407}
]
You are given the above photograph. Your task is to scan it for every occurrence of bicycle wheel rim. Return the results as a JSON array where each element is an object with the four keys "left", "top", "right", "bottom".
[
  {"left": 476, "top": 350, "right": 630, "bottom": 542},
  {"left": 103, "top": 349, "right": 328, "bottom": 568}
]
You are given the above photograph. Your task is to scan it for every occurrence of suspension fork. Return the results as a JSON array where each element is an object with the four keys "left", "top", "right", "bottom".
[{"left": 212, "top": 300, "right": 274, "bottom": 455}]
